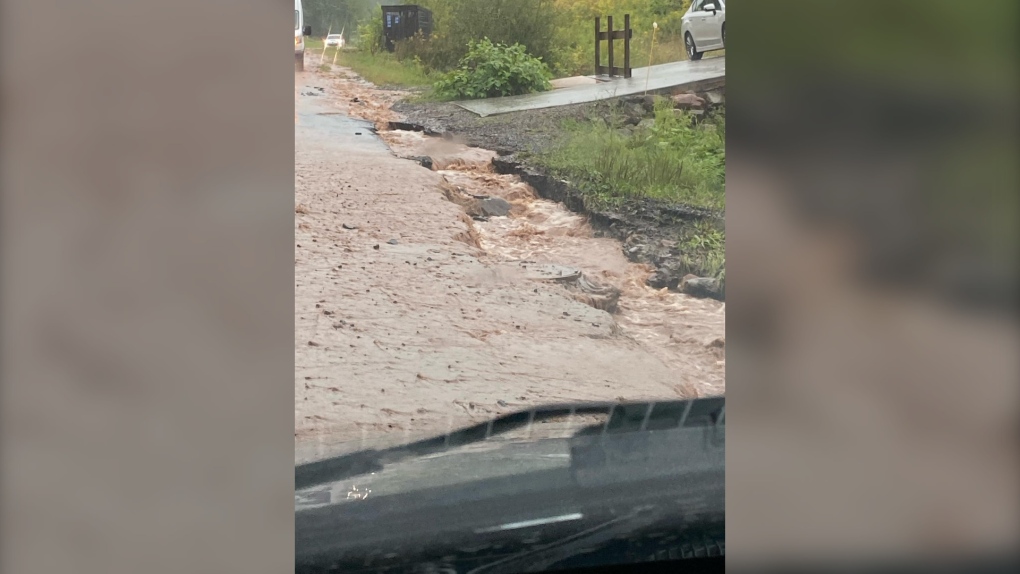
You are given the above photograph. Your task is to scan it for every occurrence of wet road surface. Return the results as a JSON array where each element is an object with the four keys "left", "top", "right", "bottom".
[
  {"left": 455, "top": 57, "right": 725, "bottom": 117},
  {"left": 295, "top": 66, "right": 724, "bottom": 459}
]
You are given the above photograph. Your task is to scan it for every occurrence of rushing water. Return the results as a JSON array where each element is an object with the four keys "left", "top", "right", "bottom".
[{"left": 381, "top": 129, "right": 725, "bottom": 397}]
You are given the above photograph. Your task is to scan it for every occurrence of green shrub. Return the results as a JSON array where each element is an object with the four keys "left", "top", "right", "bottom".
[
  {"left": 416, "top": 0, "right": 561, "bottom": 72},
  {"left": 433, "top": 39, "right": 552, "bottom": 100},
  {"left": 357, "top": 12, "right": 385, "bottom": 55}
]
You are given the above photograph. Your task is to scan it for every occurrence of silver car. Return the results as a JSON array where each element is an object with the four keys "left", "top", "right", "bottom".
[{"left": 681, "top": 0, "right": 726, "bottom": 61}]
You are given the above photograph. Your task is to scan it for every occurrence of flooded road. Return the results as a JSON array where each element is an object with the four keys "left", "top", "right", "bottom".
[
  {"left": 384, "top": 130, "right": 725, "bottom": 397},
  {"left": 295, "top": 65, "right": 724, "bottom": 459}
]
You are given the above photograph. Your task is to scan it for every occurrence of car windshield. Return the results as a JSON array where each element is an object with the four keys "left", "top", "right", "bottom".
[{"left": 296, "top": 399, "right": 725, "bottom": 572}]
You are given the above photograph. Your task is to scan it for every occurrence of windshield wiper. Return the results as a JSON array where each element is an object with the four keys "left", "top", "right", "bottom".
[
  {"left": 295, "top": 397, "right": 724, "bottom": 490},
  {"left": 466, "top": 505, "right": 663, "bottom": 574}
]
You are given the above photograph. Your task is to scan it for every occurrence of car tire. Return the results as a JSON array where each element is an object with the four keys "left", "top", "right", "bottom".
[
  {"left": 685, "top": 33, "right": 703, "bottom": 61},
  {"left": 296, "top": 51, "right": 304, "bottom": 72}
]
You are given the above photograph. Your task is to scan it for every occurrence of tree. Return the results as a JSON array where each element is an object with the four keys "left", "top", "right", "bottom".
[{"left": 304, "top": 0, "right": 383, "bottom": 41}]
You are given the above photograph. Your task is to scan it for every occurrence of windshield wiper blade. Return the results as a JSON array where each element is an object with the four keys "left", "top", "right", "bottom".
[
  {"left": 295, "top": 398, "right": 724, "bottom": 490},
  {"left": 466, "top": 505, "right": 663, "bottom": 574}
]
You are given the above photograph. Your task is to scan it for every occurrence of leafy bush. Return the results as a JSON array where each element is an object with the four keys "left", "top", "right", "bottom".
[
  {"left": 357, "top": 12, "right": 385, "bottom": 54},
  {"left": 349, "top": 0, "right": 694, "bottom": 79},
  {"left": 415, "top": 0, "right": 561, "bottom": 72},
  {"left": 433, "top": 39, "right": 552, "bottom": 100}
]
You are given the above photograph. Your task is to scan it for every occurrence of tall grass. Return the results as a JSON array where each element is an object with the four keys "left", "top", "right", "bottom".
[
  {"left": 538, "top": 100, "right": 725, "bottom": 211},
  {"left": 306, "top": 37, "right": 432, "bottom": 88},
  {"left": 339, "top": 50, "right": 432, "bottom": 87}
]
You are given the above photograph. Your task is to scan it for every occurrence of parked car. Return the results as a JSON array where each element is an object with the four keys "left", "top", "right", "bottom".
[
  {"left": 681, "top": 0, "right": 725, "bottom": 61},
  {"left": 325, "top": 33, "right": 345, "bottom": 48}
]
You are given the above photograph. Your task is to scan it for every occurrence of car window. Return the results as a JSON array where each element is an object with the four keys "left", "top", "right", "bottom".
[{"left": 691, "top": 0, "right": 704, "bottom": 11}]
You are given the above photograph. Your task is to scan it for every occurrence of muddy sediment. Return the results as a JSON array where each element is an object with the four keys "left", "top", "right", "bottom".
[
  {"left": 334, "top": 72, "right": 726, "bottom": 296},
  {"left": 383, "top": 125, "right": 724, "bottom": 297},
  {"left": 491, "top": 154, "right": 724, "bottom": 295},
  {"left": 295, "top": 65, "right": 725, "bottom": 453},
  {"left": 390, "top": 93, "right": 726, "bottom": 298},
  {"left": 381, "top": 127, "right": 725, "bottom": 387}
]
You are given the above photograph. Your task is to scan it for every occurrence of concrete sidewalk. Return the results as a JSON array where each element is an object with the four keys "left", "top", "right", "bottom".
[{"left": 456, "top": 56, "right": 724, "bottom": 117}]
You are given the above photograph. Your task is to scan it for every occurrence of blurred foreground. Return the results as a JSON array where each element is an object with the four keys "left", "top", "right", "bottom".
[{"left": 726, "top": 0, "right": 1019, "bottom": 568}]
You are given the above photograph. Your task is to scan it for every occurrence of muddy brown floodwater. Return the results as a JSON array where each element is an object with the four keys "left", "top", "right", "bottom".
[
  {"left": 384, "top": 129, "right": 726, "bottom": 388},
  {"left": 295, "top": 64, "right": 724, "bottom": 459}
]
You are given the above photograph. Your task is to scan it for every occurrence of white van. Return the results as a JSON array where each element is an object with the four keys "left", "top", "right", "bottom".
[{"left": 295, "top": 0, "right": 311, "bottom": 71}]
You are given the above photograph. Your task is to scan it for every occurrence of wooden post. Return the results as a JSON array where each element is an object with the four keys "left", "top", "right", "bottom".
[
  {"left": 607, "top": 15, "right": 614, "bottom": 78},
  {"left": 623, "top": 14, "right": 631, "bottom": 78},
  {"left": 596, "top": 14, "right": 634, "bottom": 78},
  {"left": 645, "top": 22, "right": 658, "bottom": 94}
]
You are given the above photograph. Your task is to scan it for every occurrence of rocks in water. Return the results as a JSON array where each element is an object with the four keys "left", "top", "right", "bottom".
[
  {"left": 438, "top": 175, "right": 510, "bottom": 218},
  {"left": 680, "top": 275, "right": 724, "bottom": 300},
  {"left": 479, "top": 197, "right": 512, "bottom": 217},
  {"left": 388, "top": 121, "right": 420, "bottom": 131},
  {"left": 647, "top": 269, "right": 675, "bottom": 290},
  {"left": 570, "top": 273, "right": 621, "bottom": 314},
  {"left": 407, "top": 155, "right": 434, "bottom": 170},
  {"left": 521, "top": 263, "right": 582, "bottom": 284}
]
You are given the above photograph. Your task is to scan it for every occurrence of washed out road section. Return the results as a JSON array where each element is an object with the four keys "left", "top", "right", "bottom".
[{"left": 295, "top": 67, "right": 723, "bottom": 459}]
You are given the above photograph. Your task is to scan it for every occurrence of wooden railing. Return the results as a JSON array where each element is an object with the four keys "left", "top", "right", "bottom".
[{"left": 595, "top": 14, "right": 633, "bottom": 78}]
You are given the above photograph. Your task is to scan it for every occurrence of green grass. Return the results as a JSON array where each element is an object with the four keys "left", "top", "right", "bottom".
[
  {"left": 534, "top": 99, "right": 726, "bottom": 278},
  {"left": 536, "top": 101, "right": 725, "bottom": 211},
  {"left": 677, "top": 219, "right": 726, "bottom": 279},
  {"left": 312, "top": 44, "right": 432, "bottom": 88},
  {"left": 340, "top": 50, "right": 432, "bottom": 87}
]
